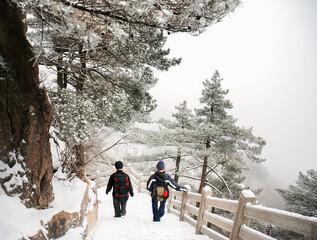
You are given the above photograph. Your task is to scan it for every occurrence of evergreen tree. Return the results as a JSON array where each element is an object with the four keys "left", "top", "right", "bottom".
[
  {"left": 26, "top": 0, "right": 242, "bottom": 180},
  {"left": 127, "top": 72, "right": 265, "bottom": 199},
  {"left": 193, "top": 70, "right": 265, "bottom": 198},
  {"left": 277, "top": 169, "right": 317, "bottom": 217},
  {"left": 169, "top": 101, "right": 196, "bottom": 182},
  {"left": 267, "top": 170, "right": 317, "bottom": 239},
  {"left": 125, "top": 101, "right": 195, "bottom": 182},
  {"left": 157, "top": 101, "right": 197, "bottom": 182},
  {"left": 25, "top": 0, "right": 242, "bottom": 143},
  {"left": 0, "top": 0, "right": 241, "bottom": 208}
]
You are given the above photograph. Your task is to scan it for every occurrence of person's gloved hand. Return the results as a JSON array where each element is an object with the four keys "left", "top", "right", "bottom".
[
  {"left": 180, "top": 185, "right": 191, "bottom": 192},
  {"left": 106, "top": 191, "right": 109, "bottom": 195},
  {"left": 183, "top": 185, "right": 191, "bottom": 192},
  {"left": 130, "top": 192, "right": 134, "bottom": 197}
]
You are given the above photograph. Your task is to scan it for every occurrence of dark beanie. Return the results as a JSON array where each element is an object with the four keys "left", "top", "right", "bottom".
[
  {"left": 115, "top": 161, "right": 123, "bottom": 170},
  {"left": 156, "top": 160, "right": 165, "bottom": 170}
]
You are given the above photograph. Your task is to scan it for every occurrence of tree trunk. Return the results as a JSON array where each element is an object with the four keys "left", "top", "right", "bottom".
[
  {"left": 57, "top": 66, "right": 67, "bottom": 89},
  {"left": 198, "top": 155, "right": 208, "bottom": 194},
  {"left": 0, "top": 1, "right": 54, "bottom": 208},
  {"left": 77, "top": 43, "right": 86, "bottom": 92},
  {"left": 73, "top": 143, "right": 85, "bottom": 180},
  {"left": 57, "top": 50, "right": 67, "bottom": 89},
  {"left": 198, "top": 138, "right": 210, "bottom": 193},
  {"left": 174, "top": 149, "right": 181, "bottom": 183}
]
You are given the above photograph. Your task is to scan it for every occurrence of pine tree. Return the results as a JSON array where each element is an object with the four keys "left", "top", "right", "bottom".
[
  {"left": 265, "top": 170, "right": 317, "bottom": 239},
  {"left": 0, "top": 0, "right": 241, "bottom": 208},
  {"left": 125, "top": 101, "right": 195, "bottom": 182},
  {"left": 25, "top": 0, "right": 242, "bottom": 144},
  {"left": 193, "top": 70, "right": 265, "bottom": 198},
  {"left": 277, "top": 169, "right": 317, "bottom": 217},
  {"left": 156, "top": 101, "right": 197, "bottom": 182},
  {"left": 128, "top": 72, "right": 265, "bottom": 199},
  {"left": 170, "top": 101, "right": 196, "bottom": 182}
]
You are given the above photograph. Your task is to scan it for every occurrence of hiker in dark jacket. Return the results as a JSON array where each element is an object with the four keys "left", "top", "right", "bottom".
[
  {"left": 106, "top": 161, "right": 134, "bottom": 217},
  {"left": 147, "top": 160, "right": 187, "bottom": 222}
]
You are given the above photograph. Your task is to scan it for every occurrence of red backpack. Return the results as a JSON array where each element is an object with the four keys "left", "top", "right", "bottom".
[{"left": 114, "top": 174, "right": 129, "bottom": 198}]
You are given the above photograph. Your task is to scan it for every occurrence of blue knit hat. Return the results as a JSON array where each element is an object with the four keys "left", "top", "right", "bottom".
[{"left": 156, "top": 160, "right": 165, "bottom": 170}]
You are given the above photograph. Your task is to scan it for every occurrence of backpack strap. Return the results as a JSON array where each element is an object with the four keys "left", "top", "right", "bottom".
[{"left": 114, "top": 176, "right": 118, "bottom": 197}]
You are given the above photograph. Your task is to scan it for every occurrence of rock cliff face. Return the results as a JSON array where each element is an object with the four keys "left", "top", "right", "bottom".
[
  {"left": 0, "top": 0, "right": 53, "bottom": 208},
  {"left": 47, "top": 210, "right": 80, "bottom": 239}
]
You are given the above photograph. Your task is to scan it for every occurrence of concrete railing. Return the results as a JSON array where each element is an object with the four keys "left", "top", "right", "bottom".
[{"left": 88, "top": 164, "right": 317, "bottom": 240}]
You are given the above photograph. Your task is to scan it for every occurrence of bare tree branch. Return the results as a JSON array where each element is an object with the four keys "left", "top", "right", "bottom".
[
  {"left": 54, "top": 0, "right": 191, "bottom": 33},
  {"left": 182, "top": 164, "right": 203, "bottom": 172},
  {"left": 205, "top": 182, "right": 223, "bottom": 196},
  {"left": 85, "top": 132, "right": 131, "bottom": 165},
  {"left": 206, "top": 163, "right": 232, "bottom": 195},
  {"left": 178, "top": 175, "right": 201, "bottom": 181}
]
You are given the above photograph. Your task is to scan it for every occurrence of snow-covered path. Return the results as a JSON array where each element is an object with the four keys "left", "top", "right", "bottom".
[{"left": 89, "top": 187, "right": 210, "bottom": 240}]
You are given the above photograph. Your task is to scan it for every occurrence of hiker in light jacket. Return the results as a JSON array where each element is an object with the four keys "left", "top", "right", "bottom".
[
  {"left": 147, "top": 160, "right": 187, "bottom": 222},
  {"left": 106, "top": 161, "right": 134, "bottom": 217}
]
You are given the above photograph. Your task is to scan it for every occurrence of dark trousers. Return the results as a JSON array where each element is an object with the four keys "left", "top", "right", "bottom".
[
  {"left": 152, "top": 197, "right": 166, "bottom": 221},
  {"left": 113, "top": 197, "right": 127, "bottom": 217}
]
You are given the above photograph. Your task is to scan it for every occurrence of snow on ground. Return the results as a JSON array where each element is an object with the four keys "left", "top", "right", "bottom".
[
  {"left": 85, "top": 186, "right": 210, "bottom": 240},
  {"left": 0, "top": 176, "right": 87, "bottom": 240}
]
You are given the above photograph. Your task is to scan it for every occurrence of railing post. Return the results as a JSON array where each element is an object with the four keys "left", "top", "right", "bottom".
[
  {"left": 179, "top": 186, "right": 191, "bottom": 221},
  {"left": 167, "top": 189, "right": 174, "bottom": 213},
  {"left": 138, "top": 173, "right": 142, "bottom": 193},
  {"left": 126, "top": 163, "right": 131, "bottom": 175},
  {"left": 196, "top": 187, "right": 212, "bottom": 234},
  {"left": 230, "top": 190, "right": 256, "bottom": 240},
  {"left": 95, "top": 171, "right": 100, "bottom": 188},
  {"left": 312, "top": 221, "right": 317, "bottom": 240}
]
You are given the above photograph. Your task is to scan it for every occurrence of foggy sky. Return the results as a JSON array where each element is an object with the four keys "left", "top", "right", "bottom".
[{"left": 150, "top": 0, "right": 317, "bottom": 185}]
